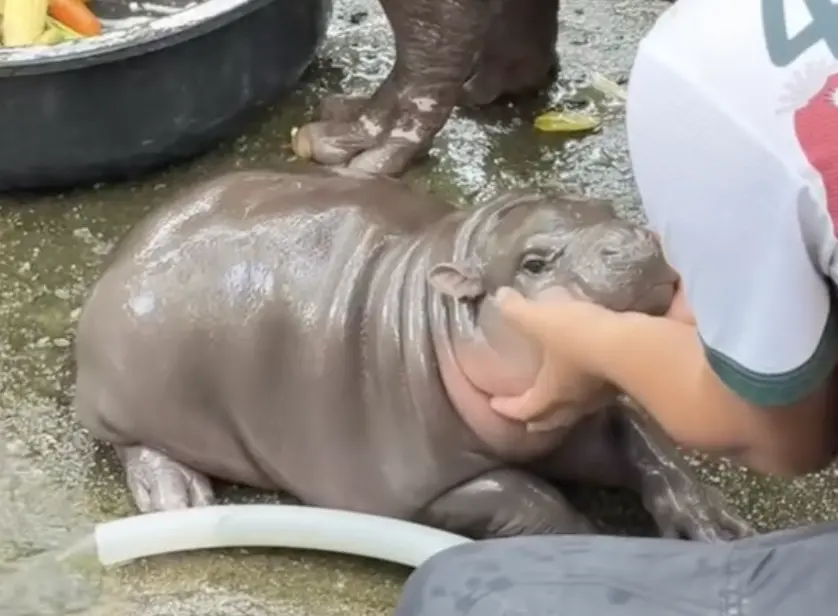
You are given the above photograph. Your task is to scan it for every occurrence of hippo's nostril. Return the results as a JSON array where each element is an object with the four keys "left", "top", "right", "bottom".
[{"left": 600, "top": 247, "right": 619, "bottom": 258}]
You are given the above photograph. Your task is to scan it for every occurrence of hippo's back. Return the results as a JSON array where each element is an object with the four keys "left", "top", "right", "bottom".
[
  {"left": 112, "top": 168, "right": 454, "bottom": 258},
  {"left": 73, "top": 168, "right": 458, "bottom": 503}
]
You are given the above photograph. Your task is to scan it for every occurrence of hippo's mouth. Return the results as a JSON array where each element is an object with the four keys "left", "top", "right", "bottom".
[{"left": 558, "top": 279, "right": 677, "bottom": 315}]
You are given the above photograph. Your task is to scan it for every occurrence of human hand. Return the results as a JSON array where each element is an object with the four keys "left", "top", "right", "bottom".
[{"left": 487, "top": 287, "right": 617, "bottom": 428}]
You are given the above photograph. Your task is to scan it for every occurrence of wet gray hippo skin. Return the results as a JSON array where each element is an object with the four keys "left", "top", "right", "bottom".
[
  {"left": 73, "top": 168, "right": 752, "bottom": 541},
  {"left": 291, "top": 0, "right": 679, "bottom": 176},
  {"left": 291, "top": 0, "right": 560, "bottom": 176}
]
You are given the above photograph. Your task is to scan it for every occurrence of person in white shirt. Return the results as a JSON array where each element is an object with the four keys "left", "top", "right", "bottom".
[{"left": 489, "top": 0, "right": 838, "bottom": 477}]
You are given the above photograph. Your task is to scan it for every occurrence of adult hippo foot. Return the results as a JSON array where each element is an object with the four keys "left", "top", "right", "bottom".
[
  {"left": 290, "top": 73, "right": 447, "bottom": 176},
  {"left": 460, "top": 0, "right": 559, "bottom": 107},
  {"left": 292, "top": 0, "right": 560, "bottom": 176},
  {"left": 118, "top": 445, "right": 215, "bottom": 513},
  {"left": 291, "top": 0, "right": 481, "bottom": 178}
]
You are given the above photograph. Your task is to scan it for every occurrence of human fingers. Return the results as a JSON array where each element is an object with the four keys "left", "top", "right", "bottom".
[
  {"left": 491, "top": 287, "right": 559, "bottom": 341},
  {"left": 490, "top": 365, "right": 559, "bottom": 422}
]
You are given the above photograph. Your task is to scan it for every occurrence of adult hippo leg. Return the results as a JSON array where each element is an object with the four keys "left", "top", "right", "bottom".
[
  {"left": 117, "top": 445, "right": 215, "bottom": 513},
  {"left": 416, "top": 468, "right": 595, "bottom": 539},
  {"left": 316, "top": 0, "right": 559, "bottom": 120},
  {"left": 292, "top": 0, "right": 487, "bottom": 176},
  {"left": 530, "top": 406, "right": 754, "bottom": 541},
  {"left": 460, "top": 0, "right": 560, "bottom": 107}
]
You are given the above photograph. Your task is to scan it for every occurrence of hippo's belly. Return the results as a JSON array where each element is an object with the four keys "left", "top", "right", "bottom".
[{"left": 73, "top": 174, "right": 486, "bottom": 518}]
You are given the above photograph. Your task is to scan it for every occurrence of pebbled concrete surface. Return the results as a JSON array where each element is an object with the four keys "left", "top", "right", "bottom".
[{"left": 1, "top": 0, "right": 836, "bottom": 614}]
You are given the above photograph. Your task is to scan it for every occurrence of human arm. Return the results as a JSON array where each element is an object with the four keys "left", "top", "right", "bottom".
[
  {"left": 595, "top": 282, "right": 836, "bottom": 475},
  {"left": 489, "top": 4, "right": 838, "bottom": 475},
  {"left": 574, "top": 301, "right": 836, "bottom": 476},
  {"left": 489, "top": 289, "right": 837, "bottom": 477}
]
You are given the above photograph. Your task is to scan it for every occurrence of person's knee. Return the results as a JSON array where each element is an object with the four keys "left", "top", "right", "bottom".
[
  {"left": 394, "top": 536, "right": 641, "bottom": 615},
  {"left": 394, "top": 534, "right": 728, "bottom": 616},
  {"left": 396, "top": 543, "right": 479, "bottom": 616}
]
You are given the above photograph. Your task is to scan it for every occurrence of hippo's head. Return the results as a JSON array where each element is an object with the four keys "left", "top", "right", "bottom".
[
  {"left": 424, "top": 193, "right": 678, "bottom": 452},
  {"left": 427, "top": 193, "right": 677, "bottom": 314}
]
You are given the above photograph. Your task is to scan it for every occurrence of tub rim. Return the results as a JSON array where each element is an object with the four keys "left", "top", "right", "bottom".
[{"left": 0, "top": 0, "right": 277, "bottom": 74}]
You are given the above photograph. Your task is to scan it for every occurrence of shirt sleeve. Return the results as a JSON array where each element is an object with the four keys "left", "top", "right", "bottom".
[{"left": 626, "top": 48, "right": 838, "bottom": 408}]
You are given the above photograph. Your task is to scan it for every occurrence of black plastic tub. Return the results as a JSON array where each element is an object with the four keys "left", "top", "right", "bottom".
[{"left": 0, "top": 0, "right": 332, "bottom": 191}]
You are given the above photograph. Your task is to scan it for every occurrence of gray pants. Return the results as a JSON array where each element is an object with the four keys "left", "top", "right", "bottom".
[{"left": 394, "top": 522, "right": 838, "bottom": 615}]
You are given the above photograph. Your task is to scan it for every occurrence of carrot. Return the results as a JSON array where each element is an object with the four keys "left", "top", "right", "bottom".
[{"left": 48, "top": 0, "right": 101, "bottom": 36}]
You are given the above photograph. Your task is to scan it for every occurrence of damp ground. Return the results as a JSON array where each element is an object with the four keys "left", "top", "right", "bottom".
[{"left": 1, "top": 0, "right": 837, "bottom": 614}]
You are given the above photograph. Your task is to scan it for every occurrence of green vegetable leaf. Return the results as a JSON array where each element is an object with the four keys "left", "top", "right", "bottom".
[{"left": 533, "top": 110, "right": 602, "bottom": 133}]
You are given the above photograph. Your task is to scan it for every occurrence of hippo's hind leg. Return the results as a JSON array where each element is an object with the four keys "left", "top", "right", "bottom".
[
  {"left": 117, "top": 445, "right": 215, "bottom": 513},
  {"left": 417, "top": 468, "right": 594, "bottom": 539},
  {"left": 74, "top": 366, "right": 216, "bottom": 514},
  {"left": 532, "top": 406, "right": 753, "bottom": 542},
  {"left": 292, "top": 0, "right": 487, "bottom": 176},
  {"left": 460, "top": 0, "right": 560, "bottom": 106}
]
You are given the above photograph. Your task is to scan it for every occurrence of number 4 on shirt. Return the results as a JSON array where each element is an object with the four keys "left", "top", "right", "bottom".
[{"left": 763, "top": 0, "right": 838, "bottom": 67}]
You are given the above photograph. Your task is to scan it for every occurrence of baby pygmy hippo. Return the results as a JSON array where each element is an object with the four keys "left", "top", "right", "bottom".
[{"left": 73, "top": 168, "right": 750, "bottom": 541}]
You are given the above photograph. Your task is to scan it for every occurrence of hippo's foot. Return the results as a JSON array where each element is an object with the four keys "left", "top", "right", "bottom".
[
  {"left": 417, "top": 468, "right": 595, "bottom": 539},
  {"left": 117, "top": 445, "right": 215, "bottom": 513},
  {"left": 621, "top": 412, "right": 754, "bottom": 541},
  {"left": 642, "top": 468, "right": 754, "bottom": 542},
  {"left": 292, "top": 0, "right": 486, "bottom": 176},
  {"left": 292, "top": 72, "right": 459, "bottom": 176},
  {"left": 461, "top": 0, "right": 560, "bottom": 106},
  {"left": 531, "top": 410, "right": 753, "bottom": 542}
]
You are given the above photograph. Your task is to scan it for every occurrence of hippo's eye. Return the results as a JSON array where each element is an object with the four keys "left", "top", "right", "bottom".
[{"left": 522, "top": 255, "right": 549, "bottom": 275}]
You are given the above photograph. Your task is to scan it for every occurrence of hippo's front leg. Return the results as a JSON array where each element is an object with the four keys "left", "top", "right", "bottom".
[
  {"left": 117, "top": 445, "right": 215, "bottom": 513},
  {"left": 619, "top": 408, "right": 755, "bottom": 541},
  {"left": 292, "top": 0, "right": 487, "bottom": 176},
  {"left": 417, "top": 468, "right": 594, "bottom": 539},
  {"left": 533, "top": 406, "right": 753, "bottom": 541}
]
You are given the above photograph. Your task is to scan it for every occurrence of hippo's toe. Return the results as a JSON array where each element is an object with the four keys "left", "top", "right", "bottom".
[
  {"left": 292, "top": 84, "right": 448, "bottom": 176},
  {"left": 119, "top": 445, "right": 215, "bottom": 513},
  {"left": 291, "top": 120, "right": 380, "bottom": 167}
]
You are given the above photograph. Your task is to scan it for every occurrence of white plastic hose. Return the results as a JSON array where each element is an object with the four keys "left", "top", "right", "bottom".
[{"left": 91, "top": 504, "right": 473, "bottom": 568}]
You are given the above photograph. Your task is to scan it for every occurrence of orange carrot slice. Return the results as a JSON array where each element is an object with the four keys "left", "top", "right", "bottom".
[{"left": 48, "top": 0, "right": 101, "bottom": 36}]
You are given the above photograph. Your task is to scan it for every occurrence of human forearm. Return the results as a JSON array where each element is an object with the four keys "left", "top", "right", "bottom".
[
  {"left": 580, "top": 310, "right": 835, "bottom": 475},
  {"left": 580, "top": 311, "right": 750, "bottom": 450}
]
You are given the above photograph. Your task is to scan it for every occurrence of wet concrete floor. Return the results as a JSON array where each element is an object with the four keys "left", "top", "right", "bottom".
[{"left": 1, "top": 0, "right": 837, "bottom": 613}]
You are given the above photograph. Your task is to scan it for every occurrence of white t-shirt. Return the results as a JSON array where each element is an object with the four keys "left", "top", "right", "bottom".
[{"left": 626, "top": 0, "right": 838, "bottom": 406}]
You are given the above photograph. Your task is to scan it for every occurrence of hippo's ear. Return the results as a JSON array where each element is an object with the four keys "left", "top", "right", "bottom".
[{"left": 427, "top": 261, "right": 484, "bottom": 300}]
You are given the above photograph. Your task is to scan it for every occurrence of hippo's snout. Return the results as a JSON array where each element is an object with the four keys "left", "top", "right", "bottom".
[
  {"left": 620, "top": 228, "right": 678, "bottom": 316},
  {"left": 567, "top": 223, "right": 677, "bottom": 315},
  {"left": 615, "top": 225, "right": 678, "bottom": 315},
  {"left": 603, "top": 224, "right": 659, "bottom": 261}
]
